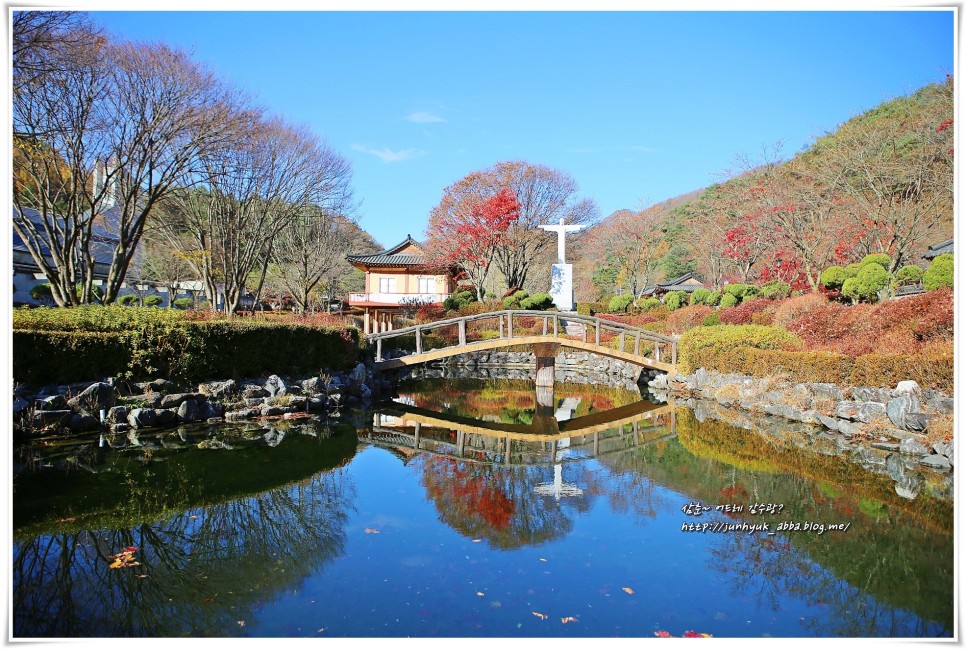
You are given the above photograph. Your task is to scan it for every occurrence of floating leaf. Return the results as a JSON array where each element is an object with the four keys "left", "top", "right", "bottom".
[
  {"left": 655, "top": 631, "right": 672, "bottom": 637},
  {"left": 108, "top": 548, "right": 140, "bottom": 570},
  {"left": 532, "top": 612, "right": 548, "bottom": 620},
  {"left": 364, "top": 528, "right": 380, "bottom": 534},
  {"left": 622, "top": 587, "right": 635, "bottom": 595},
  {"left": 539, "top": 558, "right": 548, "bottom": 562},
  {"left": 561, "top": 616, "right": 578, "bottom": 624},
  {"left": 476, "top": 592, "right": 485, "bottom": 597}
]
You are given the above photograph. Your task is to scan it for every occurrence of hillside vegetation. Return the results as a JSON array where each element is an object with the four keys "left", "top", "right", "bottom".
[{"left": 575, "top": 77, "right": 953, "bottom": 301}]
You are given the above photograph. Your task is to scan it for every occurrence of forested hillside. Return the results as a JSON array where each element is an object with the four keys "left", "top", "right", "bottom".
[{"left": 574, "top": 77, "right": 954, "bottom": 301}]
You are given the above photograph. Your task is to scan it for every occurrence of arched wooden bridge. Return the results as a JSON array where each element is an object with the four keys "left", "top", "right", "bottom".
[{"left": 366, "top": 310, "right": 679, "bottom": 374}]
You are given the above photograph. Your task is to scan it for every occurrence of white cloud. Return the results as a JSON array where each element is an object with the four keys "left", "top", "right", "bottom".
[
  {"left": 352, "top": 144, "right": 425, "bottom": 163},
  {"left": 405, "top": 111, "right": 446, "bottom": 123}
]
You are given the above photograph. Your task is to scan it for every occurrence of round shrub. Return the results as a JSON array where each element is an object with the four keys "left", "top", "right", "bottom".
[
  {"left": 860, "top": 253, "right": 891, "bottom": 269},
  {"left": 502, "top": 290, "right": 528, "bottom": 310},
  {"left": 118, "top": 295, "right": 139, "bottom": 306},
  {"left": 445, "top": 289, "right": 477, "bottom": 311},
  {"left": 719, "top": 297, "right": 773, "bottom": 325},
  {"left": 690, "top": 288, "right": 711, "bottom": 306},
  {"left": 923, "top": 253, "right": 953, "bottom": 291},
  {"left": 759, "top": 280, "right": 790, "bottom": 299},
  {"left": 773, "top": 292, "right": 830, "bottom": 328},
  {"left": 607, "top": 294, "right": 635, "bottom": 313},
  {"left": 635, "top": 297, "right": 662, "bottom": 312},
  {"left": 29, "top": 283, "right": 53, "bottom": 302},
  {"left": 143, "top": 295, "right": 163, "bottom": 307},
  {"left": 820, "top": 266, "right": 848, "bottom": 290},
  {"left": 664, "top": 291, "right": 686, "bottom": 310},
  {"left": 723, "top": 283, "right": 750, "bottom": 301},
  {"left": 705, "top": 289, "right": 722, "bottom": 306},
  {"left": 173, "top": 297, "right": 194, "bottom": 310},
  {"left": 702, "top": 312, "right": 721, "bottom": 326},
  {"left": 893, "top": 264, "right": 924, "bottom": 287},
  {"left": 842, "top": 263, "right": 889, "bottom": 303},
  {"left": 719, "top": 293, "right": 738, "bottom": 308},
  {"left": 520, "top": 292, "right": 555, "bottom": 311}
]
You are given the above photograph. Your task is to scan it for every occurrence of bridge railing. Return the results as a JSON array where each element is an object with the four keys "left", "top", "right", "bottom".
[{"left": 366, "top": 310, "right": 678, "bottom": 368}]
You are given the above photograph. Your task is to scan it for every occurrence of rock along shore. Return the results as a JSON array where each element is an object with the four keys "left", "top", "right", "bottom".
[
  {"left": 13, "top": 362, "right": 390, "bottom": 438},
  {"left": 651, "top": 369, "right": 954, "bottom": 477}
]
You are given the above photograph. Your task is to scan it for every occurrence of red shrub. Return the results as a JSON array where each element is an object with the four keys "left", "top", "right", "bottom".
[
  {"left": 666, "top": 305, "right": 714, "bottom": 335},
  {"left": 719, "top": 297, "right": 773, "bottom": 325},
  {"left": 773, "top": 293, "right": 831, "bottom": 328}
]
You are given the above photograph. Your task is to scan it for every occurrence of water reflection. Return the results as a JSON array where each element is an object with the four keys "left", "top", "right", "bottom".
[{"left": 364, "top": 382, "right": 953, "bottom": 636}]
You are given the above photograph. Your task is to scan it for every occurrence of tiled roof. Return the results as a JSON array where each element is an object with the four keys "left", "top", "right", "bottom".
[
  {"left": 924, "top": 238, "right": 953, "bottom": 259},
  {"left": 347, "top": 234, "right": 436, "bottom": 267}
]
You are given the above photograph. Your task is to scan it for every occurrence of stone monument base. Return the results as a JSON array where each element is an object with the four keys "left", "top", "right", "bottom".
[{"left": 549, "top": 263, "right": 576, "bottom": 312}]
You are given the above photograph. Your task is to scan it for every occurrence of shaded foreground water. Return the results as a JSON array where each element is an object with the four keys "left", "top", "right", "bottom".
[{"left": 12, "top": 379, "right": 954, "bottom": 638}]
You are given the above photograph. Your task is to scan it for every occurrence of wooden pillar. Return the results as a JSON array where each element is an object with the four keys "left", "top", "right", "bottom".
[
  {"left": 364, "top": 308, "right": 371, "bottom": 335},
  {"left": 533, "top": 342, "right": 560, "bottom": 388}
]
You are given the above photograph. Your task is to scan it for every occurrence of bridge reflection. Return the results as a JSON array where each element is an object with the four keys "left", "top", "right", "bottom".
[{"left": 365, "top": 397, "right": 677, "bottom": 467}]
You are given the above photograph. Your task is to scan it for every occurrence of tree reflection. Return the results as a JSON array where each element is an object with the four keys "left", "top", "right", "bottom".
[
  {"left": 416, "top": 455, "right": 593, "bottom": 549},
  {"left": 13, "top": 470, "right": 354, "bottom": 637}
]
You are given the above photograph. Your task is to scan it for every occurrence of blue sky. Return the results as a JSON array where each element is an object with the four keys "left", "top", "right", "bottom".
[{"left": 86, "top": 7, "right": 954, "bottom": 249}]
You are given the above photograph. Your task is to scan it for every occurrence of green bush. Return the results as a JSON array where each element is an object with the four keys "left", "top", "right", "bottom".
[
  {"left": 701, "top": 312, "right": 721, "bottom": 327},
  {"left": 607, "top": 294, "right": 635, "bottom": 313},
  {"left": 719, "top": 293, "right": 738, "bottom": 308},
  {"left": 860, "top": 253, "right": 891, "bottom": 268},
  {"left": 820, "top": 266, "right": 848, "bottom": 290},
  {"left": 705, "top": 289, "right": 722, "bottom": 306},
  {"left": 677, "top": 324, "right": 804, "bottom": 374},
  {"left": 502, "top": 290, "right": 528, "bottom": 310},
  {"left": 444, "top": 289, "right": 477, "bottom": 311},
  {"left": 143, "top": 295, "right": 163, "bottom": 307},
  {"left": 759, "top": 280, "right": 791, "bottom": 300},
  {"left": 29, "top": 283, "right": 53, "bottom": 302},
  {"left": 922, "top": 253, "right": 953, "bottom": 291},
  {"left": 173, "top": 297, "right": 194, "bottom": 310},
  {"left": 520, "top": 292, "right": 554, "bottom": 311},
  {"left": 842, "top": 263, "right": 889, "bottom": 303},
  {"left": 690, "top": 288, "right": 711, "bottom": 306},
  {"left": 664, "top": 291, "right": 686, "bottom": 311},
  {"left": 635, "top": 297, "right": 662, "bottom": 312},
  {"left": 723, "top": 283, "right": 750, "bottom": 300},
  {"left": 893, "top": 265, "right": 924, "bottom": 287},
  {"left": 118, "top": 295, "right": 139, "bottom": 306},
  {"left": 13, "top": 314, "right": 361, "bottom": 387},
  {"left": 576, "top": 302, "right": 593, "bottom": 316}
]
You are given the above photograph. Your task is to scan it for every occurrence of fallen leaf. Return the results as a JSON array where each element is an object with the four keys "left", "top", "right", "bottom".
[
  {"left": 531, "top": 612, "right": 548, "bottom": 620},
  {"left": 561, "top": 616, "right": 578, "bottom": 624},
  {"left": 654, "top": 630, "right": 672, "bottom": 637},
  {"left": 622, "top": 587, "right": 635, "bottom": 595}
]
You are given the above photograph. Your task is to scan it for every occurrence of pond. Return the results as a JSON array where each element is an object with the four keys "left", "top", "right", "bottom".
[{"left": 11, "top": 377, "right": 954, "bottom": 638}]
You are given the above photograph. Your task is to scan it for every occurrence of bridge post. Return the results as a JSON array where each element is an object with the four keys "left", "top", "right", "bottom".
[{"left": 532, "top": 342, "right": 560, "bottom": 388}]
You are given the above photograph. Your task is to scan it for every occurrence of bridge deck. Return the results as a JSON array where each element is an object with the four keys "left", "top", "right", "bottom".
[{"left": 366, "top": 310, "right": 678, "bottom": 374}]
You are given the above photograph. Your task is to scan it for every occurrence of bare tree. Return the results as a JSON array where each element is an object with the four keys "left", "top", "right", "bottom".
[
  {"left": 271, "top": 208, "right": 357, "bottom": 315},
  {"left": 586, "top": 207, "right": 668, "bottom": 296},
  {"left": 13, "top": 18, "right": 245, "bottom": 305},
  {"left": 156, "top": 119, "right": 354, "bottom": 314}
]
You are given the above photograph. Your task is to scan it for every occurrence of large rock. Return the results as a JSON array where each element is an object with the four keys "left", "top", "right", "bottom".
[
  {"left": 856, "top": 402, "right": 888, "bottom": 424},
  {"left": 834, "top": 402, "right": 860, "bottom": 421},
  {"left": 127, "top": 408, "right": 158, "bottom": 428},
  {"left": 141, "top": 378, "right": 179, "bottom": 394},
  {"left": 893, "top": 380, "right": 923, "bottom": 398},
  {"left": 67, "top": 382, "right": 116, "bottom": 417},
  {"left": 38, "top": 395, "right": 68, "bottom": 410},
  {"left": 67, "top": 412, "right": 101, "bottom": 431},
  {"left": 920, "top": 454, "right": 952, "bottom": 471},
  {"left": 903, "top": 413, "right": 932, "bottom": 432},
  {"left": 32, "top": 410, "right": 72, "bottom": 428},
  {"left": 886, "top": 394, "right": 921, "bottom": 429},
  {"left": 349, "top": 363, "right": 367, "bottom": 386},
  {"left": 264, "top": 375, "right": 287, "bottom": 397},
  {"left": 301, "top": 377, "right": 327, "bottom": 394},
  {"left": 241, "top": 384, "right": 270, "bottom": 399},
  {"left": 898, "top": 437, "right": 930, "bottom": 456},
  {"left": 199, "top": 379, "right": 237, "bottom": 399},
  {"left": 106, "top": 406, "right": 129, "bottom": 425},
  {"left": 160, "top": 392, "right": 204, "bottom": 408},
  {"left": 177, "top": 399, "right": 224, "bottom": 423}
]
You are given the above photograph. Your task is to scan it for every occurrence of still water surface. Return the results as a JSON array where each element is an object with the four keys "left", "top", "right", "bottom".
[{"left": 12, "top": 379, "right": 954, "bottom": 638}]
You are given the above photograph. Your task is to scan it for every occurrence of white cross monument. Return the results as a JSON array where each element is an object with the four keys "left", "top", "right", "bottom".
[{"left": 538, "top": 218, "right": 586, "bottom": 311}]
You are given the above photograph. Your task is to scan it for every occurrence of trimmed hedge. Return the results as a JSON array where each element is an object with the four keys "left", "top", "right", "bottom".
[
  {"left": 678, "top": 324, "right": 803, "bottom": 374},
  {"left": 14, "top": 319, "right": 361, "bottom": 387}
]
